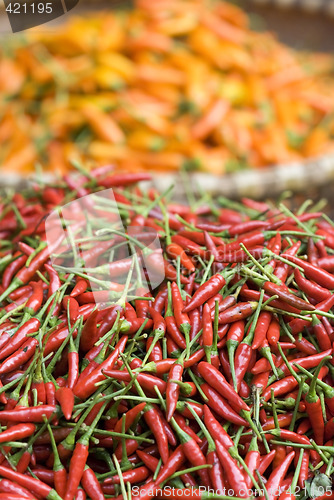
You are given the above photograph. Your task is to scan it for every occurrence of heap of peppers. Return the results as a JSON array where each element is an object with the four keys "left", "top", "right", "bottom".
[
  {"left": 2, "top": 0, "right": 334, "bottom": 175},
  {"left": 1, "top": 167, "right": 334, "bottom": 499}
]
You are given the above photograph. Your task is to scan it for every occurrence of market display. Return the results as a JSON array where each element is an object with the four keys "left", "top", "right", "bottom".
[
  {"left": 1, "top": 0, "right": 334, "bottom": 175},
  {"left": 0, "top": 169, "right": 334, "bottom": 498}
]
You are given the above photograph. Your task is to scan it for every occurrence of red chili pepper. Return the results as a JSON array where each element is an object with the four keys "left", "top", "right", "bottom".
[
  {"left": 252, "top": 370, "right": 270, "bottom": 390},
  {"left": 267, "top": 318, "right": 281, "bottom": 346},
  {"left": 203, "top": 231, "right": 219, "bottom": 263},
  {"left": 103, "top": 468, "right": 150, "bottom": 494},
  {"left": 195, "top": 221, "right": 229, "bottom": 232},
  {"left": 228, "top": 230, "right": 266, "bottom": 253},
  {"left": 218, "top": 301, "right": 258, "bottom": 324},
  {"left": 240, "top": 287, "right": 302, "bottom": 315},
  {"left": 264, "top": 451, "right": 295, "bottom": 500},
  {"left": 296, "top": 450, "right": 309, "bottom": 489},
  {"left": 228, "top": 220, "right": 268, "bottom": 236},
  {"left": 311, "top": 316, "right": 332, "bottom": 351},
  {"left": 146, "top": 251, "right": 189, "bottom": 284},
  {"left": 0, "top": 338, "right": 38, "bottom": 375},
  {"left": 43, "top": 325, "right": 71, "bottom": 357},
  {"left": 219, "top": 208, "right": 244, "bottom": 224},
  {"left": 55, "top": 387, "right": 74, "bottom": 421},
  {"left": 0, "top": 405, "right": 56, "bottom": 423},
  {"left": 24, "top": 281, "right": 44, "bottom": 315},
  {"left": 215, "top": 439, "right": 249, "bottom": 498},
  {"left": 67, "top": 335, "right": 79, "bottom": 390},
  {"left": 199, "top": 382, "right": 247, "bottom": 426},
  {"left": 173, "top": 413, "right": 201, "bottom": 444},
  {"left": 143, "top": 405, "right": 169, "bottom": 464},
  {"left": 146, "top": 334, "right": 163, "bottom": 363},
  {"left": 214, "top": 245, "right": 264, "bottom": 263},
  {"left": 113, "top": 438, "right": 139, "bottom": 461},
  {"left": 263, "top": 281, "right": 315, "bottom": 311},
  {"left": 166, "top": 243, "right": 196, "bottom": 273},
  {"left": 283, "top": 254, "right": 334, "bottom": 289},
  {"left": 62, "top": 296, "right": 79, "bottom": 324},
  {"left": 64, "top": 402, "right": 106, "bottom": 500},
  {"left": 152, "top": 284, "right": 168, "bottom": 313},
  {"left": 233, "top": 321, "right": 258, "bottom": 392},
  {"left": 183, "top": 274, "right": 226, "bottom": 314},
  {"left": 135, "top": 288, "right": 151, "bottom": 319},
  {"left": 79, "top": 309, "right": 99, "bottom": 353},
  {"left": 0, "top": 317, "right": 40, "bottom": 361},
  {"left": 252, "top": 353, "right": 281, "bottom": 375},
  {"left": 150, "top": 404, "right": 177, "bottom": 447},
  {"left": 136, "top": 450, "right": 159, "bottom": 472},
  {"left": 45, "top": 382, "right": 56, "bottom": 406},
  {"left": 125, "top": 302, "right": 137, "bottom": 323},
  {"left": 207, "top": 293, "right": 223, "bottom": 311},
  {"left": 172, "top": 419, "right": 210, "bottom": 488},
  {"left": 294, "top": 269, "right": 331, "bottom": 302},
  {"left": 46, "top": 422, "right": 67, "bottom": 498},
  {"left": 154, "top": 446, "right": 185, "bottom": 486},
  {"left": 166, "top": 360, "right": 184, "bottom": 422},
  {"left": 166, "top": 337, "right": 182, "bottom": 358},
  {"left": 149, "top": 307, "right": 166, "bottom": 334},
  {"left": 178, "top": 230, "right": 223, "bottom": 247},
  {"left": 188, "top": 309, "right": 202, "bottom": 346},
  {"left": 206, "top": 448, "right": 225, "bottom": 493},
  {"left": 76, "top": 288, "right": 122, "bottom": 305},
  {"left": 74, "top": 488, "right": 86, "bottom": 500},
  {"left": 73, "top": 335, "right": 128, "bottom": 399},
  {"left": 201, "top": 303, "right": 213, "bottom": 360},
  {"left": 0, "top": 465, "right": 60, "bottom": 500},
  {"left": 303, "top": 358, "right": 329, "bottom": 445},
  {"left": 103, "top": 369, "right": 167, "bottom": 396},
  {"left": 113, "top": 402, "right": 146, "bottom": 435},
  {"left": 252, "top": 311, "right": 272, "bottom": 350},
  {"left": 293, "top": 336, "right": 318, "bottom": 355},
  {"left": 0, "top": 230, "right": 65, "bottom": 301},
  {"left": 169, "top": 235, "right": 205, "bottom": 260},
  {"left": 273, "top": 241, "right": 301, "bottom": 282},
  {"left": 8, "top": 284, "right": 31, "bottom": 301},
  {"left": 70, "top": 278, "right": 88, "bottom": 298},
  {"left": 170, "top": 282, "right": 191, "bottom": 336},
  {"left": 81, "top": 467, "right": 104, "bottom": 500},
  {"left": 98, "top": 305, "right": 123, "bottom": 337},
  {"left": 99, "top": 172, "right": 152, "bottom": 187},
  {"left": 318, "top": 255, "right": 334, "bottom": 271},
  {"left": 263, "top": 377, "right": 299, "bottom": 402},
  {"left": 268, "top": 428, "right": 310, "bottom": 445},
  {"left": 2, "top": 253, "right": 28, "bottom": 290},
  {"left": 197, "top": 362, "right": 249, "bottom": 413},
  {"left": 0, "top": 478, "right": 37, "bottom": 499},
  {"left": 265, "top": 233, "right": 282, "bottom": 271},
  {"left": 307, "top": 237, "right": 319, "bottom": 266},
  {"left": 165, "top": 288, "right": 187, "bottom": 350},
  {"left": 289, "top": 294, "right": 334, "bottom": 335},
  {"left": 0, "top": 423, "right": 36, "bottom": 444}
]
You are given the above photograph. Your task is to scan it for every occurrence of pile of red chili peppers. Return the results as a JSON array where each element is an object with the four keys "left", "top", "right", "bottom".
[{"left": 1, "top": 167, "right": 334, "bottom": 500}]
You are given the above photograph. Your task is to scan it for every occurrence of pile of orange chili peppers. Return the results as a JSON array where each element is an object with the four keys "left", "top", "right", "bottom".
[
  {"left": 1, "top": 168, "right": 334, "bottom": 499},
  {"left": 1, "top": 0, "right": 334, "bottom": 175}
]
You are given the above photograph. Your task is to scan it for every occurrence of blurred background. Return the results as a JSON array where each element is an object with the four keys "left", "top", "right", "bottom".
[{"left": 1, "top": 0, "right": 334, "bottom": 201}]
